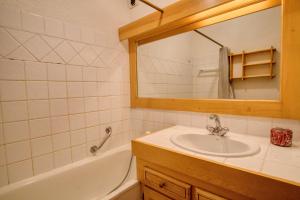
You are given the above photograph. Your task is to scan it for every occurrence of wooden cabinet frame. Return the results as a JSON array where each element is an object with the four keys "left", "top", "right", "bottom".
[{"left": 120, "top": 0, "right": 300, "bottom": 120}]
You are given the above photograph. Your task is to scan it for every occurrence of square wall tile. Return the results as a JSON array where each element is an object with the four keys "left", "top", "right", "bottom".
[
  {"left": 81, "top": 28, "right": 95, "bottom": 44},
  {"left": 71, "top": 145, "right": 86, "bottom": 162},
  {"left": 31, "top": 136, "right": 52, "bottom": 156},
  {"left": 99, "top": 110, "right": 111, "bottom": 124},
  {"left": 29, "top": 118, "right": 51, "bottom": 138},
  {"left": 98, "top": 97, "right": 111, "bottom": 110},
  {"left": 3, "top": 121, "right": 30, "bottom": 143},
  {"left": 71, "top": 129, "right": 86, "bottom": 146},
  {"left": 45, "top": 17, "right": 64, "bottom": 37},
  {"left": 2, "top": 101, "right": 28, "bottom": 122},
  {"left": 86, "top": 126, "right": 99, "bottom": 142},
  {"left": 191, "top": 113, "right": 207, "bottom": 128},
  {"left": 248, "top": 117, "right": 272, "bottom": 137},
  {"left": 33, "top": 153, "right": 54, "bottom": 175},
  {"left": 114, "top": 96, "right": 123, "bottom": 109},
  {"left": 54, "top": 149, "right": 71, "bottom": 168},
  {"left": 85, "top": 112, "right": 99, "bottom": 127},
  {"left": 69, "top": 114, "right": 85, "bottom": 130},
  {"left": 0, "top": 59, "right": 25, "bottom": 80},
  {"left": 83, "top": 67, "right": 97, "bottom": 81},
  {"left": 49, "top": 82, "right": 67, "bottom": 98},
  {"left": 64, "top": 23, "right": 81, "bottom": 41},
  {"left": 28, "top": 100, "right": 49, "bottom": 119},
  {"left": 51, "top": 116, "right": 69, "bottom": 134},
  {"left": 111, "top": 109, "right": 122, "bottom": 122},
  {"left": 27, "top": 81, "right": 48, "bottom": 99},
  {"left": 68, "top": 98, "right": 85, "bottom": 114},
  {"left": 0, "top": 5, "right": 21, "bottom": 29},
  {"left": 52, "top": 132, "right": 70, "bottom": 151},
  {"left": 54, "top": 41, "right": 76, "bottom": 63},
  {"left": 229, "top": 115, "right": 248, "bottom": 134},
  {"left": 22, "top": 12, "right": 44, "bottom": 33},
  {"left": 7, "top": 159, "right": 33, "bottom": 183},
  {"left": 6, "top": 141, "right": 31, "bottom": 163},
  {"left": 67, "top": 82, "right": 83, "bottom": 98},
  {"left": 47, "top": 63, "right": 66, "bottom": 81},
  {"left": 0, "top": 166, "right": 8, "bottom": 186},
  {"left": 83, "top": 82, "right": 97, "bottom": 97},
  {"left": 25, "top": 61, "right": 47, "bottom": 80},
  {"left": 66, "top": 65, "right": 82, "bottom": 81},
  {"left": 0, "top": 81, "right": 26, "bottom": 101},
  {"left": 50, "top": 99, "right": 68, "bottom": 116},
  {"left": 85, "top": 97, "right": 98, "bottom": 112}
]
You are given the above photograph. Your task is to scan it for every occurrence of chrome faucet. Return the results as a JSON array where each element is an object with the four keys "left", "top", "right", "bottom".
[{"left": 206, "top": 114, "right": 229, "bottom": 136}]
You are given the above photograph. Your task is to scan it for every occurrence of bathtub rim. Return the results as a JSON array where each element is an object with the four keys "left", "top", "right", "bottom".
[{"left": 0, "top": 143, "right": 132, "bottom": 195}]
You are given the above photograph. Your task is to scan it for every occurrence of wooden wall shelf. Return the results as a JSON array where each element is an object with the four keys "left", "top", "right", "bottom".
[{"left": 229, "top": 47, "right": 276, "bottom": 81}]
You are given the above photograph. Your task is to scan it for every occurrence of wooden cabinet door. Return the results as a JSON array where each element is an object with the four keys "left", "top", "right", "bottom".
[
  {"left": 194, "top": 188, "right": 228, "bottom": 200},
  {"left": 144, "top": 186, "right": 173, "bottom": 200},
  {"left": 144, "top": 167, "right": 191, "bottom": 200}
]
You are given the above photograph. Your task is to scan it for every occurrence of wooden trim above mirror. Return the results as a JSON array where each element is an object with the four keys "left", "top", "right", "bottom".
[{"left": 123, "top": 0, "right": 300, "bottom": 120}]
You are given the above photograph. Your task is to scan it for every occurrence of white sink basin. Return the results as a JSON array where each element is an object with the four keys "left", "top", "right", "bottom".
[{"left": 170, "top": 133, "right": 260, "bottom": 157}]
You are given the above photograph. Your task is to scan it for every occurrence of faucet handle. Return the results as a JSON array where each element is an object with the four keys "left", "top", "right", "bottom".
[
  {"left": 206, "top": 125, "right": 215, "bottom": 135},
  {"left": 219, "top": 127, "right": 229, "bottom": 136}
]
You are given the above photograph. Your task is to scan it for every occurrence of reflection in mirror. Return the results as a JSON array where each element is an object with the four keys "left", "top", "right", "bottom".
[{"left": 137, "top": 6, "right": 281, "bottom": 100}]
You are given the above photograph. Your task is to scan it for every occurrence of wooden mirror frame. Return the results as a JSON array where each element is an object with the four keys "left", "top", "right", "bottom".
[{"left": 119, "top": 0, "right": 300, "bottom": 120}]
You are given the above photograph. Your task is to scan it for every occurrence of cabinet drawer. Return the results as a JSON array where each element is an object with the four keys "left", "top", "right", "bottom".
[
  {"left": 144, "top": 186, "right": 173, "bottom": 200},
  {"left": 144, "top": 168, "right": 191, "bottom": 200},
  {"left": 195, "top": 188, "right": 227, "bottom": 200}
]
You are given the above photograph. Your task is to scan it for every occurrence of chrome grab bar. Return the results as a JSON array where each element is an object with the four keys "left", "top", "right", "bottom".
[{"left": 90, "top": 127, "right": 112, "bottom": 154}]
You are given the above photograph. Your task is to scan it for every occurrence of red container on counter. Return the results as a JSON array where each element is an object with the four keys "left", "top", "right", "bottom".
[{"left": 270, "top": 128, "right": 293, "bottom": 147}]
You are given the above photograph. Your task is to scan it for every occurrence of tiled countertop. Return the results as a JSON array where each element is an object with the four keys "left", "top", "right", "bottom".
[{"left": 136, "top": 126, "right": 300, "bottom": 184}]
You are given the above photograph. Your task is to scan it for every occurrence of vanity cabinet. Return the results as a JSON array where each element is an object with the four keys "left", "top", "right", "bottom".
[
  {"left": 142, "top": 167, "right": 227, "bottom": 200},
  {"left": 133, "top": 140, "right": 300, "bottom": 200}
]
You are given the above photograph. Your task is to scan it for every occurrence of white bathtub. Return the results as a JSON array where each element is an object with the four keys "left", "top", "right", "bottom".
[{"left": 0, "top": 144, "right": 140, "bottom": 200}]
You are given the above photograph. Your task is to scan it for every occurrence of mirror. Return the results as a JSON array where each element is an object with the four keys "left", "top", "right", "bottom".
[{"left": 137, "top": 6, "right": 281, "bottom": 100}]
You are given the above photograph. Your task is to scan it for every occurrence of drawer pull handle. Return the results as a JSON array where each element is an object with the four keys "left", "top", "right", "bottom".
[{"left": 159, "top": 182, "right": 166, "bottom": 188}]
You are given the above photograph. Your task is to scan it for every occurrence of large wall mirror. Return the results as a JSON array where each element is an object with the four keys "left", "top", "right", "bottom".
[
  {"left": 125, "top": 0, "right": 300, "bottom": 119},
  {"left": 137, "top": 6, "right": 281, "bottom": 100}
]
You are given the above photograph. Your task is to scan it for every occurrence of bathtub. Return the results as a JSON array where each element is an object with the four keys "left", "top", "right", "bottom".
[{"left": 0, "top": 144, "right": 140, "bottom": 200}]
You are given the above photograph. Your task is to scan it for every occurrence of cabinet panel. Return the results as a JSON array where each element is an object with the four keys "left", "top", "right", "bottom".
[
  {"left": 144, "top": 186, "right": 173, "bottom": 200},
  {"left": 195, "top": 188, "right": 227, "bottom": 200},
  {"left": 144, "top": 167, "right": 191, "bottom": 200}
]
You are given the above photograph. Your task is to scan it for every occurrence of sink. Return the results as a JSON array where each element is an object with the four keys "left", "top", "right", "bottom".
[{"left": 170, "top": 133, "right": 260, "bottom": 157}]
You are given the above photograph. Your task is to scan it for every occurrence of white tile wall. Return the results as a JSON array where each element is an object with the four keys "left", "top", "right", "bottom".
[
  {"left": 0, "top": 7, "right": 131, "bottom": 186},
  {"left": 131, "top": 108, "right": 300, "bottom": 142}
]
